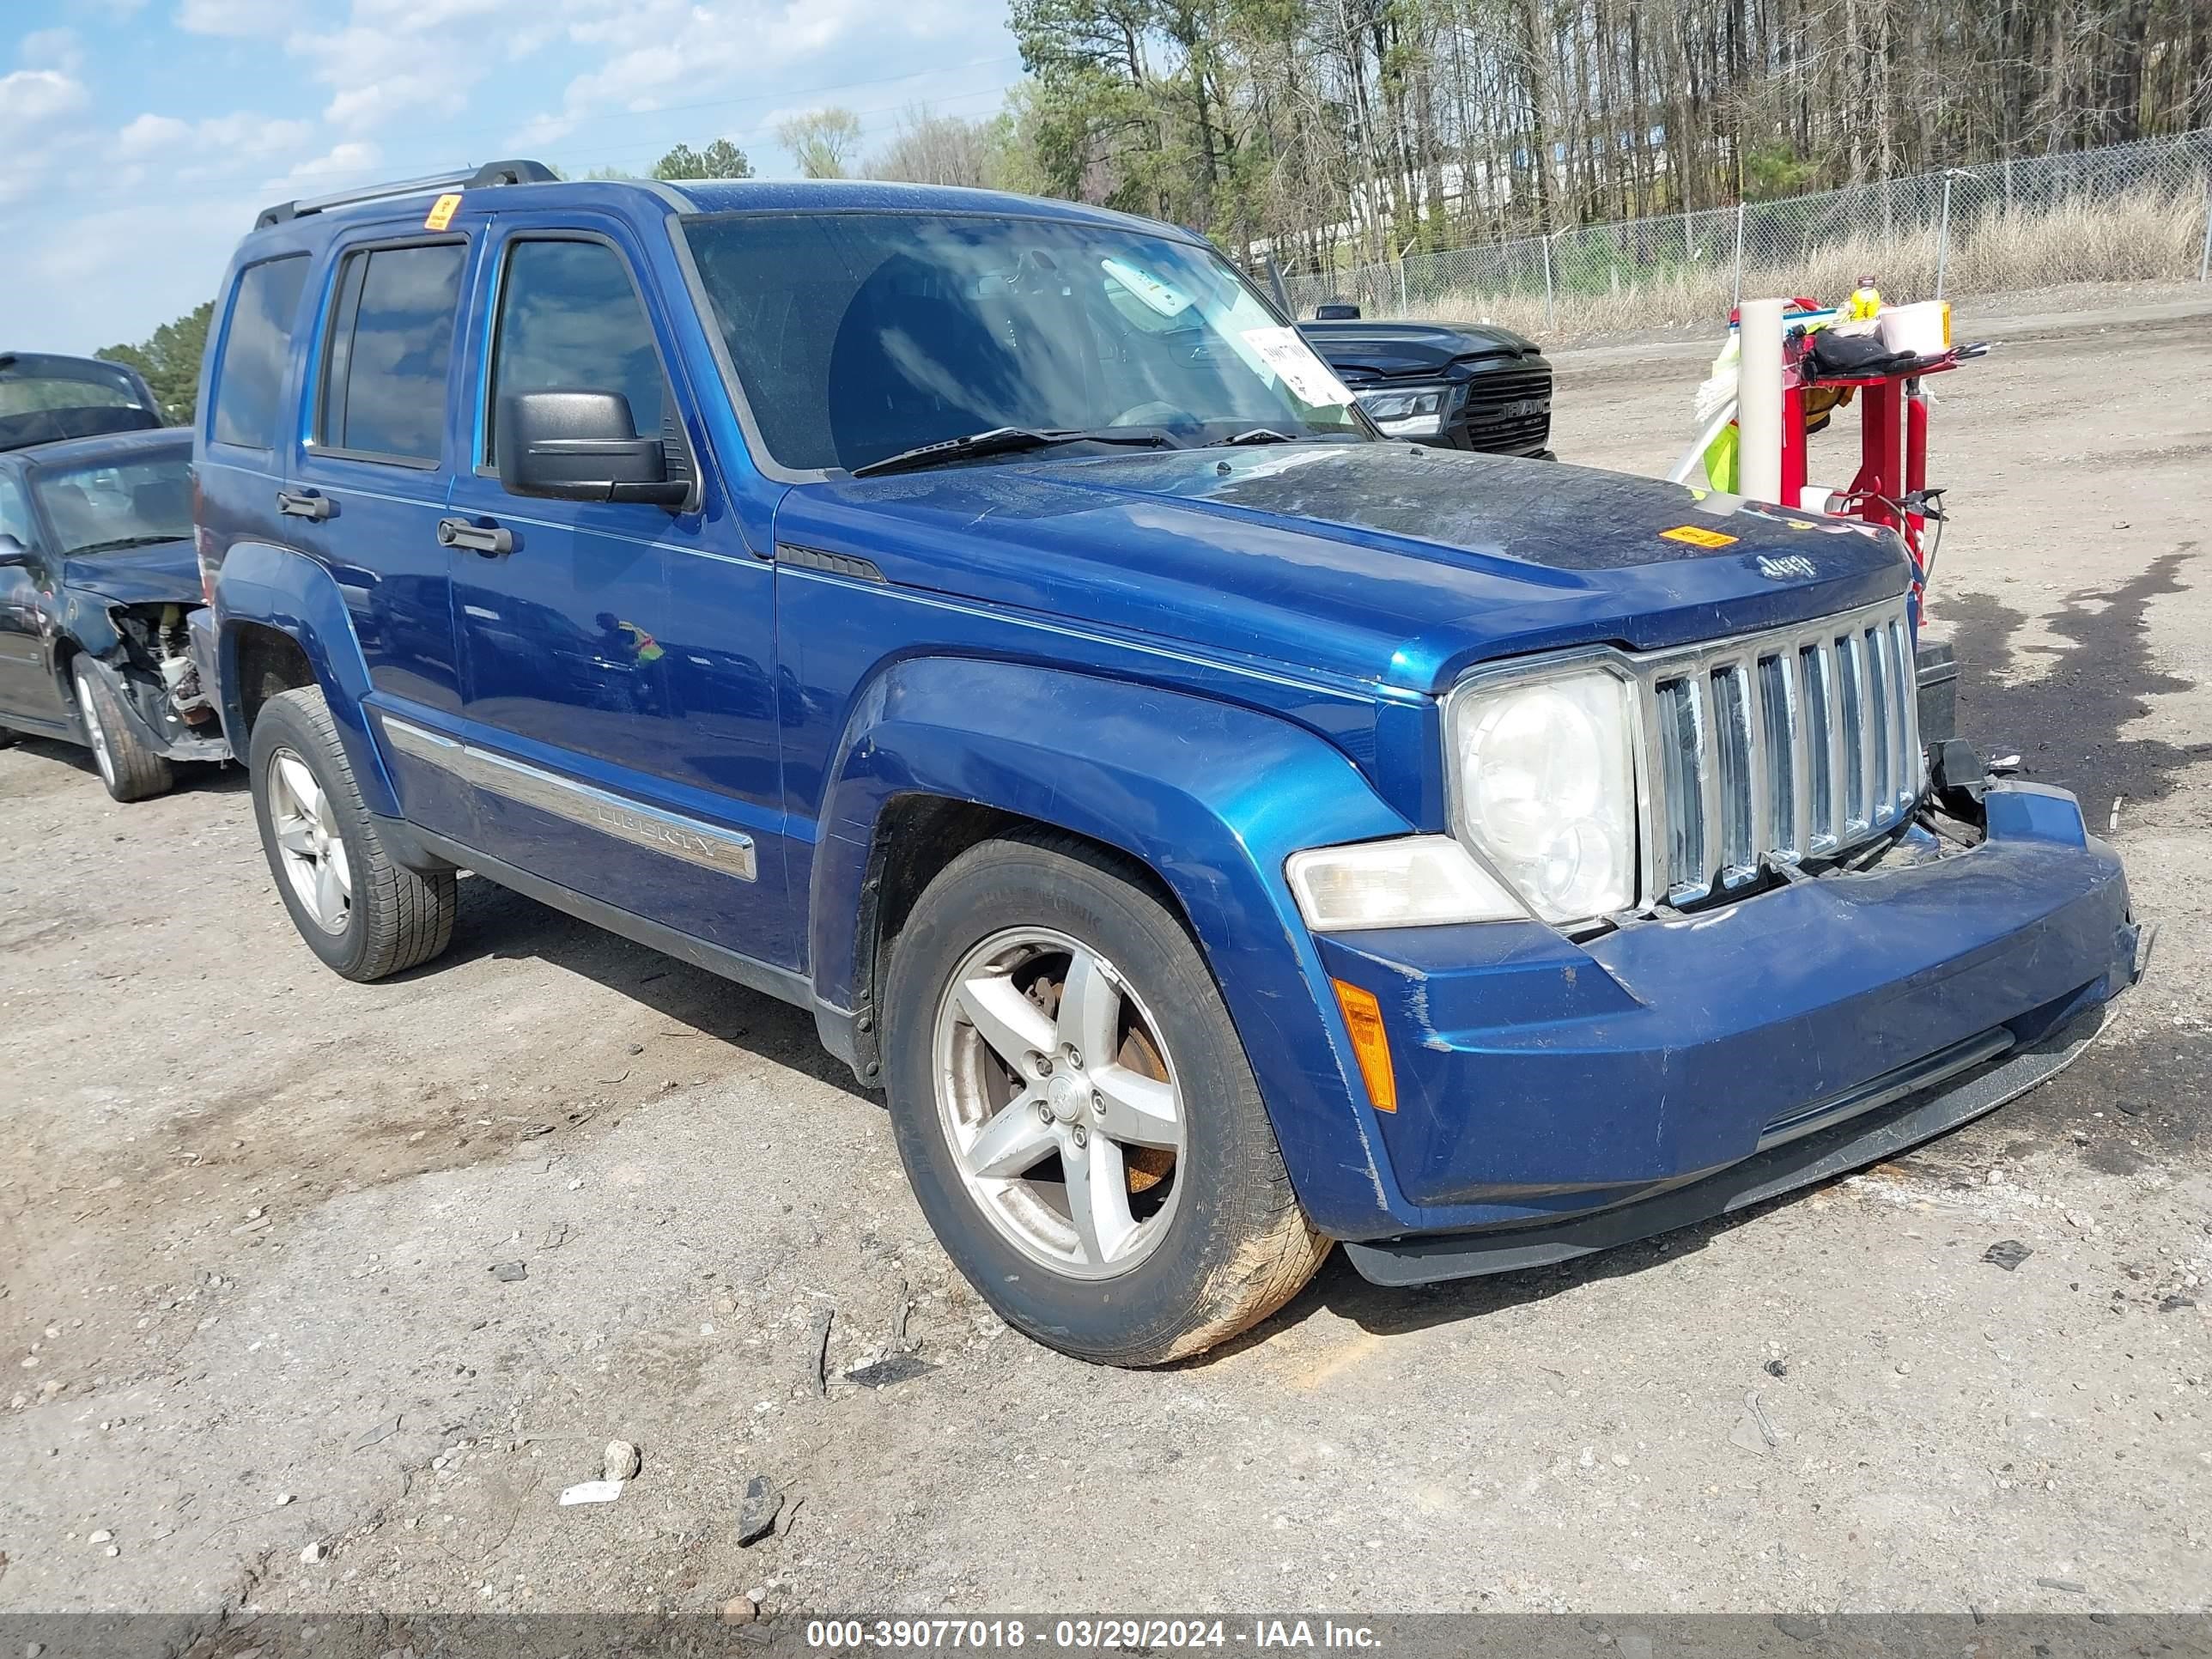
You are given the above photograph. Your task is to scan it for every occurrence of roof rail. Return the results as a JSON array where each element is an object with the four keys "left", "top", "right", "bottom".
[{"left": 253, "top": 158, "right": 558, "bottom": 231}]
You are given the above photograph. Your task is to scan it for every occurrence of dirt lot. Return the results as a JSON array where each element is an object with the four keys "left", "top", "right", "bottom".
[{"left": 3, "top": 308, "right": 2208, "bottom": 1627}]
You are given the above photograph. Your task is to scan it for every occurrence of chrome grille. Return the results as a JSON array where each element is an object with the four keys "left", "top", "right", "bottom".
[{"left": 1644, "top": 598, "right": 1922, "bottom": 906}]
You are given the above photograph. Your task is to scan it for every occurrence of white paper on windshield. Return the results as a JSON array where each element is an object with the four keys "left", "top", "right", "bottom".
[
  {"left": 1238, "top": 325, "right": 1355, "bottom": 408},
  {"left": 1100, "top": 258, "right": 1194, "bottom": 318}
]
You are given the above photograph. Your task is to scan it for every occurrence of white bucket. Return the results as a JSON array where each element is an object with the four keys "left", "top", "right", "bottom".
[{"left": 1878, "top": 301, "right": 1950, "bottom": 357}]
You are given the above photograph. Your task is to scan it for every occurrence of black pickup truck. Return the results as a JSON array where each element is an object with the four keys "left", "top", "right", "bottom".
[{"left": 1297, "top": 308, "right": 1553, "bottom": 459}]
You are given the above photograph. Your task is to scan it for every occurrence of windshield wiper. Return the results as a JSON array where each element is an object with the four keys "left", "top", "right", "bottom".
[
  {"left": 68, "top": 535, "right": 181, "bottom": 556},
  {"left": 850, "top": 426, "right": 1173, "bottom": 479},
  {"left": 1206, "top": 428, "right": 1301, "bottom": 447}
]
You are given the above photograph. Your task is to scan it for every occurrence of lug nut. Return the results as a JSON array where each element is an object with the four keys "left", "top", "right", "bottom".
[
  {"left": 1035, "top": 1054, "right": 1053, "bottom": 1077},
  {"left": 1036, "top": 1101, "right": 1054, "bottom": 1126},
  {"left": 1066, "top": 1048, "right": 1083, "bottom": 1070},
  {"left": 1071, "top": 1125, "right": 1088, "bottom": 1148}
]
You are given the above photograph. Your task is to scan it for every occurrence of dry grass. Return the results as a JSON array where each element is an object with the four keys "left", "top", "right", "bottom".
[{"left": 1393, "top": 183, "right": 2210, "bottom": 344}]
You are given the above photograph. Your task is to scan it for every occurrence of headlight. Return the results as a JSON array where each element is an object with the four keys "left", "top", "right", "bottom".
[
  {"left": 1448, "top": 665, "right": 1638, "bottom": 924},
  {"left": 1355, "top": 386, "right": 1447, "bottom": 422},
  {"left": 1286, "top": 836, "right": 1525, "bottom": 931}
]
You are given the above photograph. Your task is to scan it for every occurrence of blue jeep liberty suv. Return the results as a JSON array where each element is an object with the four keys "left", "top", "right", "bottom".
[{"left": 190, "top": 161, "right": 2146, "bottom": 1364}]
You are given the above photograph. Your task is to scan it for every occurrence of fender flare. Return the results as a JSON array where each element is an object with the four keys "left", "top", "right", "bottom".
[
  {"left": 811, "top": 654, "right": 1420, "bottom": 1237},
  {"left": 211, "top": 540, "right": 398, "bottom": 816}
]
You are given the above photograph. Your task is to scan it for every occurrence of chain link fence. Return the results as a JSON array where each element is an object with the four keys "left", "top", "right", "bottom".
[{"left": 1279, "top": 128, "right": 2212, "bottom": 341}]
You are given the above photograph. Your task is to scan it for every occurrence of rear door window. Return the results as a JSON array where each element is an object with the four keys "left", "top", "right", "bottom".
[
  {"left": 209, "top": 256, "right": 309, "bottom": 450},
  {"left": 318, "top": 242, "right": 467, "bottom": 466}
]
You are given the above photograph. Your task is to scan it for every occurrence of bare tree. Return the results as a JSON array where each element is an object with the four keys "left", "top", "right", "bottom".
[{"left": 777, "top": 107, "right": 866, "bottom": 179}]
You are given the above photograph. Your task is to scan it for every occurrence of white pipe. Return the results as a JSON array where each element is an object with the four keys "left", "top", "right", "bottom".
[
  {"left": 1667, "top": 397, "right": 1739, "bottom": 485},
  {"left": 1738, "top": 296, "right": 1786, "bottom": 503}
]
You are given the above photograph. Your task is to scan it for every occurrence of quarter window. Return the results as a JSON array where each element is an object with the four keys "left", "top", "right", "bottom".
[
  {"left": 319, "top": 242, "right": 467, "bottom": 465},
  {"left": 488, "top": 239, "right": 667, "bottom": 465},
  {"left": 210, "top": 255, "right": 309, "bottom": 449}
]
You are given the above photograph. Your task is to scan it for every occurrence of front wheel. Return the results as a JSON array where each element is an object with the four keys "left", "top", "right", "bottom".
[
  {"left": 882, "top": 832, "right": 1328, "bottom": 1365},
  {"left": 72, "top": 663, "right": 173, "bottom": 801}
]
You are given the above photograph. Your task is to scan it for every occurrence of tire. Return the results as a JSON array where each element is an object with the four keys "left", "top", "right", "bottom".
[
  {"left": 882, "top": 831, "right": 1329, "bottom": 1366},
  {"left": 0, "top": 725, "right": 15, "bottom": 748},
  {"left": 248, "top": 685, "right": 455, "bottom": 981},
  {"left": 72, "top": 662, "right": 173, "bottom": 802}
]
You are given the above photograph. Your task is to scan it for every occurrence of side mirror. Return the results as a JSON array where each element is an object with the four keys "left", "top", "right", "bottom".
[
  {"left": 1313, "top": 302, "right": 1362, "bottom": 320},
  {"left": 498, "top": 390, "right": 689, "bottom": 508},
  {"left": 0, "top": 534, "right": 31, "bottom": 569}
]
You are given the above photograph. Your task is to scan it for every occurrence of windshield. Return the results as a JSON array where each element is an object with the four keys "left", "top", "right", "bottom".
[
  {"left": 33, "top": 450, "right": 191, "bottom": 557},
  {"left": 681, "top": 211, "right": 1364, "bottom": 474}
]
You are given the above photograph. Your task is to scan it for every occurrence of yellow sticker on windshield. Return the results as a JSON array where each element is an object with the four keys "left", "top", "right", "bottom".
[
  {"left": 1661, "top": 524, "right": 1738, "bottom": 548},
  {"left": 424, "top": 192, "right": 463, "bottom": 231}
]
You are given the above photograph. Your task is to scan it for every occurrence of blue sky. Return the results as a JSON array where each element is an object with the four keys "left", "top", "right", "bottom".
[{"left": 3, "top": 0, "right": 1024, "bottom": 354}]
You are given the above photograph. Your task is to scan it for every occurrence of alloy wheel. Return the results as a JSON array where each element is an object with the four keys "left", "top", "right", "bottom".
[
  {"left": 267, "top": 748, "right": 352, "bottom": 934},
  {"left": 73, "top": 669, "right": 117, "bottom": 793},
  {"left": 933, "top": 927, "right": 1187, "bottom": 1279}
]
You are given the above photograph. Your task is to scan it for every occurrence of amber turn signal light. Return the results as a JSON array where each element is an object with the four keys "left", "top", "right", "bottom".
[{"left": 1331, "top": 978, "right": 1397, "bottom": 1113}]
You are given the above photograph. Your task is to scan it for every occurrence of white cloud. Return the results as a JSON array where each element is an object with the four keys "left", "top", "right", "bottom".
[
  {"left": 20, "top": 28, "right": 84, "bottom": 72},
  {"left": 0, "top": 70, "right": 95, "bottom": 204},
  {"left": 118, "top": 109, "right": 317, "bottom": 166},
  {"left": 0, "top": 68, "right": 91, "bottom": 128},
  {"left": 174, "top": 0, "right": 297, "bottom": 37},
  {"left": 269, "top": 139, "right": 383, "bottom": 191}
]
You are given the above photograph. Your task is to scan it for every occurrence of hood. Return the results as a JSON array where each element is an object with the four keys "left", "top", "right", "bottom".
[
  {"left": 1298, "top": 320, "right": 1540, "bottom": 384},
  {"left": 779, "top": 443, "right": 1912, "bottom": 694},
  {"left": 63, "top": 540, "right": 201, "bottom": 606}
]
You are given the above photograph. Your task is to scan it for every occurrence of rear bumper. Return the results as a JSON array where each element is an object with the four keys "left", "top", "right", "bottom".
[{"left": 1310, "top": 782, "right": 2140, "bottom": 1246}]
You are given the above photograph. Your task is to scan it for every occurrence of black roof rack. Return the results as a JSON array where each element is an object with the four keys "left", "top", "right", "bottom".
[{"left": 253, "top": 158, "right": 557, "bottom": 230}]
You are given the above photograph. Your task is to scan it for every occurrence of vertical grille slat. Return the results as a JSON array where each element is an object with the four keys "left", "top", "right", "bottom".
[
  {"left": 1865, "top": 625, "right": 1893, "bottom": 824},
  {"left": 1711, "top": 662, "right": 1755, "bottom": 885},
  {"left": 1757, "top": 654, "right": 1796, "bottom": 861},
  {"left": 1887, "top": 617, "right": 1918, "bottom": 812},
  {"left": 1626, "top": 598, "right": 1917, "bottom": 913},
  {"left": 1838, "top": 633, "right": 1869, "bottom": 832},
  {"left": 1656, "top": 678, "right": 1706, "bottom": 899}
]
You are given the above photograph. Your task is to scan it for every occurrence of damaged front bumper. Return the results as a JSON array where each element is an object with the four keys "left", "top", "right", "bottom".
[
  {"left": 1316, "top": 781, "right": 2145, "bottom": 1283},
  {"left": 74, "top": 653, "right": 229, "bottom": 765}
]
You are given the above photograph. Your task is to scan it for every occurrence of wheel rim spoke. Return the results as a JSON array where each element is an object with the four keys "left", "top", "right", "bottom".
[
  {"left": 276, "top": 757, "right": 319, "bottom": 818},
  {"left": 962, "top": 1093, "right": 1057, "bottom": 1180},
  {"left": 935, "top": 927, "right": 1185, "bottom": 1281},
  {"left": 276, "top": 821, "right": 316, "bottom": 856},
  {"left": 1090, "top": 1062, "right": 1180, "bottom": 1150},
  {"left": 956, "top": 974, "right": 1056, "bottom": 1075},
  {"left": 325, "top": 840, "right": 352, "bottom": 901},
  {"left": 313, "top": 858, "right": 346, "bottom": 924},
  {"left": 1055, "top": 946, "right": 1119, "bottom": 1066},
  {"left": 1062, "top": 1133, "right": 1139, "bottom": 1266}
]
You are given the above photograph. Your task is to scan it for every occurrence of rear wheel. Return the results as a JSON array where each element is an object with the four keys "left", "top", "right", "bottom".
[
  {"left": 248, "top": 685, "right": 454, "bottom": 981},
  {"left": 883, "top": 832, "right": 1328, "bottom": 1365},
  {"left": 72, "top": 663, "right": 173, "bottom": 802}
]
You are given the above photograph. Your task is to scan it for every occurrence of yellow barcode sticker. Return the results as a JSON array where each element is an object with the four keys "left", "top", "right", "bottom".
[
  {"left": 1661, "top": 524, "right": 1739, "bottom": 549},
  {"left": 424, "top": 192, "right": 463, "bottom": 231}
]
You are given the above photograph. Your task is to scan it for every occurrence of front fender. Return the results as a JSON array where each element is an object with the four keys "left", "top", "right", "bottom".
[
  {"left": 812, "top": 656, "right": 1419, "bottom": 1238},
  {"left": 212, "top": 541, "right": 397, "bottom": 816}
]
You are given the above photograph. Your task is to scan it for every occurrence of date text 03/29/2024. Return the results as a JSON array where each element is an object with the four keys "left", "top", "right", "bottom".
[{"left": 805, "top": 1619, "right": 1382, "bottom": 1650}]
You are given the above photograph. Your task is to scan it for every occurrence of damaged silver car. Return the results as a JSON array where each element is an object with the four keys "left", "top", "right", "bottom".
[{"left": 0, "top": 422, "right": 226, "bottom": 799}]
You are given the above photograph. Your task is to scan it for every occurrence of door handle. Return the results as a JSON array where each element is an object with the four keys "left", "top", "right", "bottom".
[
  {"left": 276, "top": 488, "right": 335, "bottom": 521},
  {"left": 437, "top": 517, "right": 515, "bottom": 556}
]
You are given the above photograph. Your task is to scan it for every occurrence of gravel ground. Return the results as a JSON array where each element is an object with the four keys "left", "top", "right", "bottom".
[{"left": 1, "top": 309, "right": 2207, "bottom": 1627}]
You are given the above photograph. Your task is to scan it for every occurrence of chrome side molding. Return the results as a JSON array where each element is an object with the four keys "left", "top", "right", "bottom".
[{"left": 380, "top": 717, "right": 757, "bottom": 882}]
